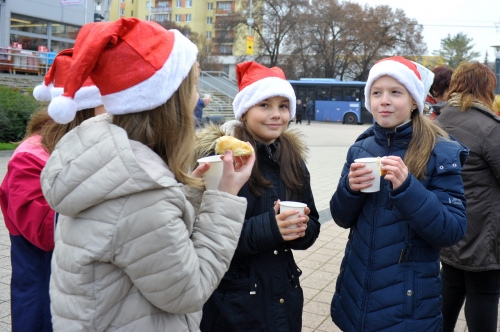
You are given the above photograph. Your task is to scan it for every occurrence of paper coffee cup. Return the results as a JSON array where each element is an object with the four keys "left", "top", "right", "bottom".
[
  {"left": 280, "top": 201, "right": 307, "bottom": 230},
  {"left": 203, "top": 93, "right": 211, "bottom": 100},
  {"left": 354, "top": 157, "right": 383, "bottom": 193},
  {"left": 197, "top": 155, "right": 223, "bottom": 190}
]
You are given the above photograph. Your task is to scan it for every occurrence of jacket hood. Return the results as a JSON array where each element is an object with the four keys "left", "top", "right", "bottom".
[
  {"left": 41, "top": 114, "right": 181, "bottom": 216},
  {"left": 194, "top": 120, "right": 308, "bottom": 164}
]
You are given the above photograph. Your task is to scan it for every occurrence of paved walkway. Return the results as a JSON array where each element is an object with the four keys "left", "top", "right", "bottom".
[{"left": 0, "top": 121, "right": 497, "bottom": 331}]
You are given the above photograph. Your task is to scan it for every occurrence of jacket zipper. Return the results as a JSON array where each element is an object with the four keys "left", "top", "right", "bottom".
[
  {"left": 360, "top": 134, "right": 392, "bottom": 331},
  {"left": 359, "top": 193, "right": 379, "bottom": 332}
]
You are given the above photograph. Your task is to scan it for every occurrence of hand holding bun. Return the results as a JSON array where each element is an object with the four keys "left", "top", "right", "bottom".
[{"left": 215, "top": 136, "right": 254, "bottom": 156}]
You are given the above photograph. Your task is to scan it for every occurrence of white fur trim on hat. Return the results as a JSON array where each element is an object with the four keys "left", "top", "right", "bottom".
[
  {"left": 364, "top": 60, "right": 425, "bottom": 114},
  {"left": 51, "top": 86, "right": 102, "bottom": 111},
  {"left": 232, "top": 77, "right": 296, "bottom": 120},
  {"left": 48, "top": 95, "right": 77, "bottom": 124},
  {"left": 33, "top": 83, "right": 53, "bottom": 101},
  {"left": 101, "top": 30, "right": 198, "bottom": 115}
]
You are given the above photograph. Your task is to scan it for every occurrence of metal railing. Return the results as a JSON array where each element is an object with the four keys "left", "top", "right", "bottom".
[{"left": 0, "top": 48, "right": 54, "bottom": 75}]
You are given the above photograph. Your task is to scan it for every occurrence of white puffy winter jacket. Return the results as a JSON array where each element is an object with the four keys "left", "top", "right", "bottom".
[{"left": 41, "top": 114, "right": 247, "bottom": 331}]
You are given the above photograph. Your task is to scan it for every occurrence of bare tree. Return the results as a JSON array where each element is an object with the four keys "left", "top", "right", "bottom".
[{"left": 240, "top": 0, "right": 307, "bottom": 67}]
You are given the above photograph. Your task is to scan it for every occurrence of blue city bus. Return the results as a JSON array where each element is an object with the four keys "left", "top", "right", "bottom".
[{"left": 288, "top": 78, "right": 374, "bottom": 124}]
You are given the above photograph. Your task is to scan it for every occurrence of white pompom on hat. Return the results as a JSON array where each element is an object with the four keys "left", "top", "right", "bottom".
[
  {"left": 47, "top": 18, "right": 198, "bottom": 124},
  {"left": 364, "top": 56, "right": 434, "bottom": 115},
  {"left": 33, "top": 49, "right": 102, "bottom": 122},
  {"left": 232, "top": 61, "right": 296, "bottom": 120}
]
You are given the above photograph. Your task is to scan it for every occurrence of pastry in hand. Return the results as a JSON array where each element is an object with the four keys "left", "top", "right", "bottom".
[
  {"left": 215, "top": 136, "right": 254, "bottom": 156},
  {"left": 377, "top": 156, "right": 388, "bottom": 176}
]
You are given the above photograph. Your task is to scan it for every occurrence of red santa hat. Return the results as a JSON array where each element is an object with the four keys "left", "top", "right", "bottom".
[
  {"left": 33, "top": 48, "right": 102, "bottom": 115},
  {"left": 364, "top": 56, "right": 434, "bottom": 115},
  {"left": 47, "top": 18, "right": 198, "bottom": 124},
  {"left": 233, "top": 62, "right": 296, "bottom": 120}
]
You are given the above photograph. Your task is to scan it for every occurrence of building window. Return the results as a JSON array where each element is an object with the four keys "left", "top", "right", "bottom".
[
  {"left": 155, "top": 14, "right": 170, "bottom": 22},
  {"left": 206, "top": 17, "right": 213, "bottom": 24},
  {"left": 186, "top": 14, "right": 191, "bottom": 22},
  {"left": 175, "top": 14, "right": 181, "bottom": 22},
  {"left": 176, "top": 0, "right": 182, "bottom": 7},
  {"left": 217, "top": 2, "right": 231, "bottom": 11},
  {"left": 207, "top": 2, "right": 213, "bottom": 10},
  {"left": 186, "top": 0, "right": 192, "bottom": 7},
  {"left": 206, "top": 31, "right": 212, "bottom": 39},
  {"left": 131, "top": 0, "right": 134, "bottom": 3},
  {"left": 95, "top": 1, "right": 101, "bottom": 11},
  {"left": 9, "top": 13, "right": 80, "bottom": 54},
  {"left": 158, "top": 1, "right": 169, "bottom": 7},
  {"left": 131, "top": 10, "right": 134, "bottom": 16},
  {"left": 120, "top": 0, "right": 125, "bottom": 2},
  {"left": 120, "top": 8, "right": 125, "bottom": 16}
]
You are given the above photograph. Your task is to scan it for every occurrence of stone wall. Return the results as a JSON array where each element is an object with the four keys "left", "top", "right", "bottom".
[{"left": 0, "top": 73, "right": 43, "bottom": 92}]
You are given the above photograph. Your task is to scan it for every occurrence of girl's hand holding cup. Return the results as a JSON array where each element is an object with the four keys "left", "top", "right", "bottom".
[
  {"left": 217, "top": 148, "right": 255, "bottom": 196},
  {"left": 380, "top": 156, "right": 408, "bottom": 190},
  {"left": 274, "top": 200, "right": 309, "bottom": 241},
  {"left": 348, "top": 162, "right": 376, "bottom": 192}
]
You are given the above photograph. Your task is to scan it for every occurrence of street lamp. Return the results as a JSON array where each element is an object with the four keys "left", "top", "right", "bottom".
[{"left": 493, "top": 45, "right": 500, "bottom": 94}]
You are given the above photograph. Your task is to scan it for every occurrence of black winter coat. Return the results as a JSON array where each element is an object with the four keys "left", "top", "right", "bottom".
[{"left": 200, "top": 137, "right": 321, "bottom": 332}]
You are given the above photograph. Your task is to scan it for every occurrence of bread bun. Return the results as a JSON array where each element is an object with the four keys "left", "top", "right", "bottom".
[
  {"left": 377, "top": 156, "right": 388, "bottom": 176},
  {"left": 215, "top": 136, "right": 254, "bottom": 156}
]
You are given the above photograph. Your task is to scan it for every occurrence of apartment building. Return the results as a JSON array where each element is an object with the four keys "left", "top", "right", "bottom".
[{"left": 107, "top": 0, "right": 257, "bottom": 77}]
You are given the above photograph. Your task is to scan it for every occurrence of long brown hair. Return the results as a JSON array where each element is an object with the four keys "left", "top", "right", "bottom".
[
  {"left": 23, "top": 108, "right": 52, "bottom": 140},
  {"left": 405, "top": 109, "right": 449, "bottom": 179},
  {"left": 112, "top": 65, "right": 203, "bottom": 189},
  {"left": 233, "top": 124, "right": 306, "bottom": 199},
  {"left": 447, "top": 62, "right": 496, "bottom": 111},
  {"left": 41, "top": 108, "right": 95, "bottom": 153}
]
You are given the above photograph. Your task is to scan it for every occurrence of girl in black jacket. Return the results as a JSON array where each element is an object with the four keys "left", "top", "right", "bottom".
[{"left": 197, "top": 61, "right": 321, "bottom": 332}]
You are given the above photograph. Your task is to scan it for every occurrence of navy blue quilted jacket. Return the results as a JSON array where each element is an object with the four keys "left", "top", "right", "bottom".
[{"left": 330, "top": 122, "right": 468, "bottom": 332}]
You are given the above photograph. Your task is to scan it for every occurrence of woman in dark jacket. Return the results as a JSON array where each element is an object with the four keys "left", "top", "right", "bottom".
[
  {"left": 197, "top": 61, "right": 320, "bottom": 332},
  {"left": 436, "top": 62, "right": 500, "bottom": 332}
]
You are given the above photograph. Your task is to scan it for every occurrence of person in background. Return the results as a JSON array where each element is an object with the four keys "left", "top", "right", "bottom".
[
  {"left": 436, "top": 62, "right": 500, "bottom": 332},
  {"left": 295, "top": 99, "right": 303, "bottom": 124},
  {"left": 197, "top": 61, "right": 320, "bottom": 332},
  {"left": 0, "top": 48, "right": 104, "bottom": 332},
  {"left": 195, "top": 92, "right": 211, "bottom": 127},
  {"left": 40, "top": 18, "right": 254, "bottom": 331},
  {"left": 493, "top": 94, "right": 500, "bottom": 115},
  {"left": 426, "top": 66, "right": 454, "bottom": 120},
  {"left": 305, "top": 97, "right": 313, "bottom": 125},
  {"left": 330, "top": 56, "right": 467, "bottom": 332}
]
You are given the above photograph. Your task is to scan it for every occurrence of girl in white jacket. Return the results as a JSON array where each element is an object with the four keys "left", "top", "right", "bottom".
[{"left": 40, "top": 18, "right": 254, "bottom": 331}]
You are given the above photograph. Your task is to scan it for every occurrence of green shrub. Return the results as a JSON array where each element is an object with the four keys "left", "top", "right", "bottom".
[{"left": 0, "top": 86, "right": 41, "bottom": 142}]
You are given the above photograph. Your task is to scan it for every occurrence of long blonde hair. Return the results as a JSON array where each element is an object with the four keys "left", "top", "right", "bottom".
[
  {"left": 113, "top": 64, "right": 203, "bottom": 189},
  {"left": 405, "top": 109, "right": 449, "bottom": 179}
]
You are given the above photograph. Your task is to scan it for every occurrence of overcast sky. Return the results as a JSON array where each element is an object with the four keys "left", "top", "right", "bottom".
[{"left": 358, "top": 0, "right": 500, "bottom": 62}]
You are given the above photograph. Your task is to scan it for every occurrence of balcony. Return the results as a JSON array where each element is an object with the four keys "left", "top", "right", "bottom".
[
  {"left": 215, "top": 8, "right": 234, "bottom": 15},
  {"left": 151, "top": 6, "right": 172, "bottom": 13},
  {"left": 215, "top": 37, "right": 233, "bottom": 44}
]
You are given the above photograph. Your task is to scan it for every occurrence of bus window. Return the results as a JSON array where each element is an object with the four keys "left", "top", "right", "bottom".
[
  {"left": 317, "top": 88, "right": 329, "bottom": 100},
  {"left": 298, "top": 88, "right": 307, "bottom": 103},
  {"left": 307, "top": 89, "right": 315, "bottom": 102},
  {"left": 344, "top": 87, "right": 361, "bottom": 102},
  {"left": 330, "top": 86, "right": 343, "bottom": 101}
]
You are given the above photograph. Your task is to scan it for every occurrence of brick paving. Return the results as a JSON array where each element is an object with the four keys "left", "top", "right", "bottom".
[{"left": 0, "top": 121, "right": 498, "bottom": 331}]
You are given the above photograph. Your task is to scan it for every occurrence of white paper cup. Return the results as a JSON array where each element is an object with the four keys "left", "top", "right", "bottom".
[
  {"left": 280, "top": 201, "right": 307, "bottom": 230},
  {"left": 203, "top": 93, "right": 211, "bottom": 99},
  {"left": 354, "top": 157, "right": 382, "bottom": 193},
  {"left": 197, "top": 155, "right": 223, "bottom": 190}
]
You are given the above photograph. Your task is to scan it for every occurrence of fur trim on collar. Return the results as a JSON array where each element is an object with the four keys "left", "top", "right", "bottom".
[{"left": 194, "top": 121, "right": 308, "bottom": 165}]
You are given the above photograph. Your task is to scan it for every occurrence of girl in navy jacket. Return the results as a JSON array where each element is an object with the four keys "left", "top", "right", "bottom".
[
  {"left": 330, "top": 57, "right": 468, "bottom": 332},
  {"left": 198, "top": 61, "right": 321, "bottom": 332}
]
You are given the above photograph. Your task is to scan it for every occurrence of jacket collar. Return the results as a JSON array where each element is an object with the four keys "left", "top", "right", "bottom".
[{"left": 357, "top": 120, "right": 413, "bottom": 148}]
